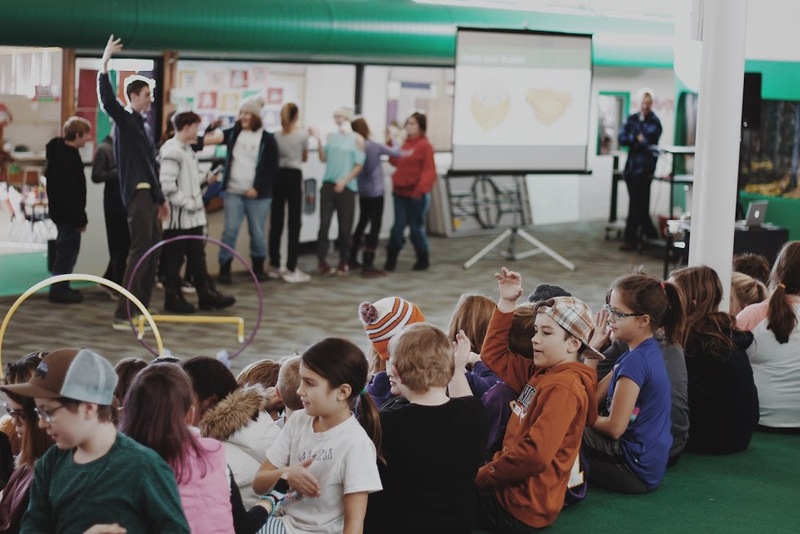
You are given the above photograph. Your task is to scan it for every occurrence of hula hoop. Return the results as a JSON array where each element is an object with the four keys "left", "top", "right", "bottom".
[
  {"left": 0, "top": 274, "right": 163, "bottom": 378},
  {"left": 126, "top": 234, "right": 263, "bottom": 359}
]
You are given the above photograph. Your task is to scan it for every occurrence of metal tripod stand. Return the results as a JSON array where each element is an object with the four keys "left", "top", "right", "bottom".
[{"left": 462, "top": 175, "right": 576, "bottom": 271}]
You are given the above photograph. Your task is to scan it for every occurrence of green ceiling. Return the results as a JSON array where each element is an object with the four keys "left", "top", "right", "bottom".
[{"left": 2, "top": 0, "right": 674, "bottom": 67}]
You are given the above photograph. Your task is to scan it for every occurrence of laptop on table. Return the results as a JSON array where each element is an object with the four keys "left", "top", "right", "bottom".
[{"left": 736, "top": 200, "right": 768, "bottom": 229}]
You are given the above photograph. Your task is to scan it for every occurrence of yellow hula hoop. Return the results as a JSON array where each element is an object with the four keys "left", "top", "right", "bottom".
[{"left": 0, "top": 274, "right": 163, "bottom": 378}]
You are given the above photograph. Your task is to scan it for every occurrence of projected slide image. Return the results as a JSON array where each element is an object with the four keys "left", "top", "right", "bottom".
[
  {"left": 470, "top": 88, "right": 510, "bottom": 131},
  {"left": 526, "top": 88, "right": 572, "bottom": 126},
  {"left": 453, "top": 66, "right": 590, "bottom": 147}
]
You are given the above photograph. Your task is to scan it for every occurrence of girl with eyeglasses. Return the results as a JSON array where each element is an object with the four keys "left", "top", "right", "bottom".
[
  {"left": 582, "top": 273, "right": 685, "bottom": 494},
  {"left": 0, "top": 391, "right": 53, "bottom": 532}
]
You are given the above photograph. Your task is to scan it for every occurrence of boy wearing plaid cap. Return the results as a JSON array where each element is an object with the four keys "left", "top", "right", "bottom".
[
  {"left": 1, "top": 348, "right": 189, "bottom": 534},
  {"left": 474, "top": 268, "right": 599, "bottom": 531}
]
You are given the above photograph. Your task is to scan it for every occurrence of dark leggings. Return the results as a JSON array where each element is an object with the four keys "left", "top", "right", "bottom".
[
  {"left": 352, "top": 195, "right": 384, "bottom": 252},
  {"left": 269, "top": 167, "right": 303, "bottom": 271},
  {"left": 581, "top": 427, "right": 652, "bottom": 494}
]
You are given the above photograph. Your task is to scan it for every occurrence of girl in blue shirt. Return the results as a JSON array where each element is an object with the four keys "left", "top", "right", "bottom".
[{"left": 583, "top": 273, "right": 685, "bottom": 493}]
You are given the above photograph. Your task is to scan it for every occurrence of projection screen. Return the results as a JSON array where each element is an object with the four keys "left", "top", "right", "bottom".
[{"left": 451, "top": 29, "right": 592, "bottom": 173}]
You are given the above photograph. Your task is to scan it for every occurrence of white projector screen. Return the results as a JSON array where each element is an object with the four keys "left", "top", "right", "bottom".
[{"left": 451, "top": 29, "right": 592, "bottom": 173}]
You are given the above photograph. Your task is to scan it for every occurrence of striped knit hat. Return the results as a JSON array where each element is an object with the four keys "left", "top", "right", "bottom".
[{"left": 359, "top": 297, "right": 426, "bottom": 360}]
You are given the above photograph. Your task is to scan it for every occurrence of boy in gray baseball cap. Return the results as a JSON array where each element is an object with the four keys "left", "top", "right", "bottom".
[{"left": 2, "top": 348, "right": 189, "bottom": 534}]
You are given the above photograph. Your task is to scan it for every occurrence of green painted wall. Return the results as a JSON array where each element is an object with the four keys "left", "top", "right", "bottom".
[
  {"left": 740, "top": 191, "right": 800, "bottom": 240},
  {"left": 745, "top": 60, "right": 800, "bottom": 101}
]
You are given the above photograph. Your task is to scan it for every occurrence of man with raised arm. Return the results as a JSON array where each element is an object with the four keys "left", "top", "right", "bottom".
[{"left": 97, "top": 35, "right": 169, "bottom": 330}]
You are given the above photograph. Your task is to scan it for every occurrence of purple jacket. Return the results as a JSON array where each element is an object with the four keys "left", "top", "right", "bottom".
[
  {"left": 366, "top": 364, "right": 501, "bottom": 410},
  {"left": 357, "top": 140, "right": 403, "bottom": 198}
]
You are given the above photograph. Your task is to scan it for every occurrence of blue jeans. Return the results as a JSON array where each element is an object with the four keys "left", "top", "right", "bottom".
[
  {"left": 219, "top": 193, "right": 272, "bottom": 263},
  {"left": 389, "top": 193, "right": 429, "bottom": 251}
]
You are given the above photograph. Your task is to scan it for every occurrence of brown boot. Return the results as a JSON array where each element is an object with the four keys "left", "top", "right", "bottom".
[{"left": 165, "top": 288, "right": 196, "bottom": 314}]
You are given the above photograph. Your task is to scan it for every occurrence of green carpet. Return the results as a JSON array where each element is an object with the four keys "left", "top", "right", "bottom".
[{"left": 477, "top": 432, "right": 800, "bottom": 533}]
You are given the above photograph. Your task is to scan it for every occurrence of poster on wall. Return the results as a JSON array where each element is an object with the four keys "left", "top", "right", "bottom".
[
  {"left": 251, "top": 67, "right": 269, "bottom": 85},
  {"left": 198, "top": 91, "right": 218, "bottom": 110},
  {"left": 174, "top": 60, "right": 303, "bottom": 132},
  {"left": 178, "top": 70, "right": 197, "bottom": 90},
  {"left": 267, "top": 87, "right": 284, "bottom": 105},
  {"left": 220, "top": 93, "right": 241, "bottom": 113},
  {"left": 170, "top": 89, "right": 195, "bottom": 111},
  {"left": 230, "top": 70, "right": 248, "bottom": 89}
]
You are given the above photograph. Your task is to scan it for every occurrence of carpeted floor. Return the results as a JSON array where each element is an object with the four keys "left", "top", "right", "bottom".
[
  {"left": 2, "top": 220, "right": 797, "bottom": 532},
  {"left": 497, "top": 431, "right": 800, "bottom": 533},
  {"left": 550, "top": 432, "right": 800, "bottom": 534}
]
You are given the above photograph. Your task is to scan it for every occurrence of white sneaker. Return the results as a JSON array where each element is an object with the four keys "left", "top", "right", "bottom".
[
  {"left": 181, "top": 279, "right": 196, "bottom": 294},
  {"left": 282, "top": 269, "right": 311, "bottom": 283},
  {"left": 267, "top": 266, "right": 286, "bottom": 280}
]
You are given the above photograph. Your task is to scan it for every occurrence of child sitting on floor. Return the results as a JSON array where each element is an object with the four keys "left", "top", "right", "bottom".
[
  {"left": 474, "top": 268, "right": 599, "bottom": 531},
  {"left": 583, "top": 273, "right": 685, "bottom": 493},
  {"left": 364, "top": 323, "right": 488, "bottom": 534},
  {"left": 3, "top": 348, "right": 189, "bottom": 533},
  {"left": 252, "top": 338, "right": 383, "bottom": 534}
]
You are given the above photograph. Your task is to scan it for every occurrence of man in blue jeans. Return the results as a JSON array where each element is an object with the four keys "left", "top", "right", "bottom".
[
  {"left": 45, "top": 117, "right": 92, "bottom": 304},
  {"left": 97, "top": 35, "right": 169, "bottom": 329}
]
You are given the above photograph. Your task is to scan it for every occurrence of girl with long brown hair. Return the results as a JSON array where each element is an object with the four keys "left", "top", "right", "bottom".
[
  {"left": 252, "top": 338, "right": 383, "bottom": 534},
  {"left": 0, "top": 389, "right": 53, "bottom": 533},
  {"left": 737, "top": 240, "right": 800, "bottom": 428},
  {"left": 670, "top": 266, "right": 759, "bottom": 453},
  {"left": 269, "top": 103, "right": 311, "bottom": 283},
  {"left": 119, "top": 364, "right": 235, "bottom": 533}
]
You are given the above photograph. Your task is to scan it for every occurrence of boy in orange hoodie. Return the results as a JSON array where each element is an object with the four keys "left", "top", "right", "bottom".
[{"left": 475, "top": 267, "right": 600, "bottom": 531}]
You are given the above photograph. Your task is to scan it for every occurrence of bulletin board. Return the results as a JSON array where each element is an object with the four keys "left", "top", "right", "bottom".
[{"left": 173, "top": 61, "right": 305, "bottom": 132}]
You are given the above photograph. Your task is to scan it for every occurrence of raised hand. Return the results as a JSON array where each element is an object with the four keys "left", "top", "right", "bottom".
[
  {"left": 589, "top": 307, "right": 612, "bottom": 352},
  {"left": 453, "top": 329, "right": 471, "bottom": 371},
  {"left": 101, "top": 35, "right": 123, "bottom": 72},
  {"left": 495, "top": 267, "right": 523, "bottom": 307}
]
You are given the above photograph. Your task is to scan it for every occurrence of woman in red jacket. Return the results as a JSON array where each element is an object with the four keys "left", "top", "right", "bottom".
[{"left": 385, "top": 112, "right": 437, "bottom": 271}]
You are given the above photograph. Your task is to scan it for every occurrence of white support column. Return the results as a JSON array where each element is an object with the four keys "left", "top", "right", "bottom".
[{"left": 688, "top": 0, "right": 748, "bottom": 311}]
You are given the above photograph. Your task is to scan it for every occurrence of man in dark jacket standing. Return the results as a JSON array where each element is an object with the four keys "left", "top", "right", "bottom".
[
  {"left": 91, "top": 128, "right": 130, "bottom": 295},
  {"left": 46, "top": 117, "right": 92, "bottom": 304},
  {"left": 618, "top": 89, "right": 662, "bottom": 251},
  {"left": 97, "top": 34, "right": 169, "bottom": 329}
]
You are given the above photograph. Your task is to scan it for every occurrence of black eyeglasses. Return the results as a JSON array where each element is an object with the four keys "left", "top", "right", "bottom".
[
  {"left": 604, "top": 304, "right": 645, "bottom": 321},
  {"left": 4, "top": 402, "right": 27, "bottom": 420},
  {"left": 34, "top": 405, "right": 66, "bottom": 424}
]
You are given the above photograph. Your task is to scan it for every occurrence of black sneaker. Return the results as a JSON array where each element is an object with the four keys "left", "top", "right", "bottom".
[{"left": 49, "top": 289, "right": 83, "bottom": 304}]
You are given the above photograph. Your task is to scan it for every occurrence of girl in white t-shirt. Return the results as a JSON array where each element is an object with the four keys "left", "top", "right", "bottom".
[
  {"left": 253, "top": 338, "right": 383, "bottom": 534},
  {"left": 737, "top": 241, "right": 800, "bottom": 427}
]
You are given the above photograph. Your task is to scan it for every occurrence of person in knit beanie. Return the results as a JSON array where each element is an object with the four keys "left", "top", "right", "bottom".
[
  {"left": 359, "top": 296, "right": 425, "bottom": 408},
  {"left": 239, "top": 96, "right": 265, "bottom": 117},
  {"left": 206, "top": 94, "right": 279, "bottom": 283}
]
